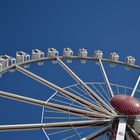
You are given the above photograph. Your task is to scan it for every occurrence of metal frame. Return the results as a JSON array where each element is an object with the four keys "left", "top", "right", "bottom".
[{"left": 0, "top": 53, "right": 140, "bottom": 140}]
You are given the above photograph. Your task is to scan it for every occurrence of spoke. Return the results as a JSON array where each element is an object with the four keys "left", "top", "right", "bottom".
[
  {"left": 80, "top": 124, "right": 111, "bottom": 140},
  {"left": 16, "top": 65, "right": 113, "bottom": 115},
  {"left": 131, "top": 75, "right": 140, "bottom": 97},
  {"left": 42, "top": 128, "right": 51, "bottom": 140},
  {"left": 116, "top": 85, "right": 120, "bottom": 95},
  {"left": 99, "top": 83, "right": 111, "bottom": 101},
  {"left": 91, "top": 83, "right": 113, "bottom": 110},
  {"left": 55, "top": 93, "right": 86, "bottom": 110},
  {"left": 51, "top": 98, "right": 88, "bottom": 111},
  {"left": 0, "top": 120, "right": 111, "bottom": 132},
  {"left": 0, "top": 91, "right": 112, "bottom": 119},
  {"left": 44, "top": 117, "right": 87, "bottom": 120},
  {"left": 68, "top": 87, "right": 96, "bottom": 105},
  {"left": 127, "top": 125, "right": 140, "bottom": 140},
  {"left": 48, "top": 128, "right": 72, "bottom": 136},
  {"left": 57, "top": 57, "right": 115, "bottom": 114},
  {"left": 62, "top": 133, "right": 80, "bottom": 140},
  {"left": 124, "top": 87, "right": 127, "bottom": 95},
  {"left": 99, "top": 59, "right": 114, "bottom": 98}
]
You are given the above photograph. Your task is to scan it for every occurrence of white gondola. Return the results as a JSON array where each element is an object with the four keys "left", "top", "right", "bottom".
[
  {"left": 0, "top": 55, "right": 10, "bottom": 68},
  {"left": 109, "top": 52, "right": 119, "bottom": 67},
  {"left": 94, "top": 50, "right": 103, "bottom": 59},
  {"left": 78, "top": 48, "right": 88, "bottom": 63},
  {"left": 32, "top": 49, "right": 45, "bottom": 65},
  {"left": 0, "top": 55, "right": 16, "bottom": 72},
  {"left": 9, "top": 56, "right": 16, "bottom": 72},
  {"left": 109, "top": 52, "right": 119, "bottom": 62},
  {"left": 63, "top": 48, "right": 73, "bottom": 63},
  {"left": 94, "top": 50, "right": 103, "bottom": 64},
  {"left": 16, "top": 51, "right": 30, "bottom": 68},
  {"left": 126, "top": 56, "right": 136, "bottom": 65},
  {"left": 125, "top": 56, "right": 136, "bottom": 70},
  {"left": 47, "top": 48, "right": 59, "bottom": 63}
]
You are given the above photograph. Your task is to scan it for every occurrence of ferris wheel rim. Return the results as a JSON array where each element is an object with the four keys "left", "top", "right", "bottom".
[{"left": 0, "top": 56, "right": 140, "bottom": 74}]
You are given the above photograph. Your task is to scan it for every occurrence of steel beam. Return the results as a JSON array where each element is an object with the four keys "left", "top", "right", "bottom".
[
  {"left": 98, "top": 59, "right": 114, "bottom": 98},
  {"left": 0, "top": 120, "right": 110, "bottom": 132},
  {"left": 16, "top": 65, "right": 114, "bottom": 116},
  {"left": 0, "top": 91, "right": 112, "bottom": 119},
  {"left": 131, "top": 75, "right": 140, "bottom": 97},
  {"left": 57, "top": 57, "right": 115, "bottom": 114}
]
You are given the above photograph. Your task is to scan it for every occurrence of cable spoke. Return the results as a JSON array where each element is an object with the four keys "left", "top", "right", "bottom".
[
  {"left": 131, "top": 75, "right": 140, "bottom": 97},
  {"left": 57, "top": 57, "right": 115, "bottom": 114},
  {"left": 98, "top": 59, "right": 114, "bottom": 98},
  {"left": 16, "top": 65, "right": 113, "bottom": 115},
  {"left": 62, "top": 133, "right": 81, "bottom": 140},
  {"left": 80, "top": 124, "right": 111, "bottom": 140},
  {"left": 44, "top": 117, "right": 87, "bottom": 120},
  {"left": 42, "top": 128, "right": 51, "bottom": 140},
  {"left": 48, "top": 128, "right": 72, "bottom": 136},
  {"left": 91, "top": 83, "right": 113, "bottom": 110},
  {"left": 50, "top": 98, "right": 88, "bottom": 111},
  {"left": 99, "top": 83, "right": 111, "bottom": 101},
  {"left": 0, "top": 91, "right": 113, "bottom": 119},
  {"left": 116, "top": 85, "right": 120, "bottom": 95},
  {"left": 0, "top": 120, "right": 111, "bottom": 132},
  {"left": 68, "top": 87, "right": 96, "bottom": 105}
]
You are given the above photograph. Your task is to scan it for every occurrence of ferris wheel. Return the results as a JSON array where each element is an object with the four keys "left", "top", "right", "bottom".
[{"left": 0, "top": 48, "right": 140, "bottom": 140}]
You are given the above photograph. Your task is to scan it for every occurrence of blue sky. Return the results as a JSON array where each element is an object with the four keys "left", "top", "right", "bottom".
[{"left": 0, "top": 0, "right": 140, "bottom": 139}]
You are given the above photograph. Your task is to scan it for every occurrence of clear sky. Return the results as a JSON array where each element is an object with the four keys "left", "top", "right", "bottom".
[{"left": 0, "top": 0, "right": 140, "bottom": 140}]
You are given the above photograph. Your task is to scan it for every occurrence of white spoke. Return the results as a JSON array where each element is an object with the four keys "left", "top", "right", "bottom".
[
  {"left": 0, "top": 120, "right": 111, "bottom": 132},
  {"left": 42, "top": 128, "right": 51, "bottom": 140},
  {"left": 91, "top": 84, "right": 113, "bottom": 110},
  {"left": 80, "top": 124, "right": 111, "bottom": 140},
  {"left": 44, "top": 117, "right": 87, "bottom": 120},
  {"left": 131, "top": 75, "right": 140, "bottom": 97},
  {"left": 55, "top": 93, "right": 86, "bottom": 110},
  {"left": 44, "top": 110, "right": 66, "bottom": 113},
  {"left": 48, "top": 128, "right": 72, "bottom": 136},
  {"left": 99, "top": 59, "right": 114, "bottom": 98},
  {"left": 116, "top": 85, "right": 120, "bottom": 95},
  {"left": 124, "top": 87, "right": 127, "bottom": 95},
  {"left": 68, "top": 87, "right": 96, "bottom": 105},
  {"left": 62, "top": 133, "right": 80, "bottom": 140},
  {"left": 41, "top": 106, "right": 45, "bottom": 123},
  {"left": 0, "top": 91, "right": 112, "bottom": 119},
  {"left": 50, "top": 98, "right": 86, "bottom": 110},
  {"left": 16, "top": 65, "right": 109, "bottom": 114},
  {"left": 57, "top": 57, "right": 115, "bottom": 114},
  {"left": 99, "top": 83, "right": 111, "bottom": 101}
]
